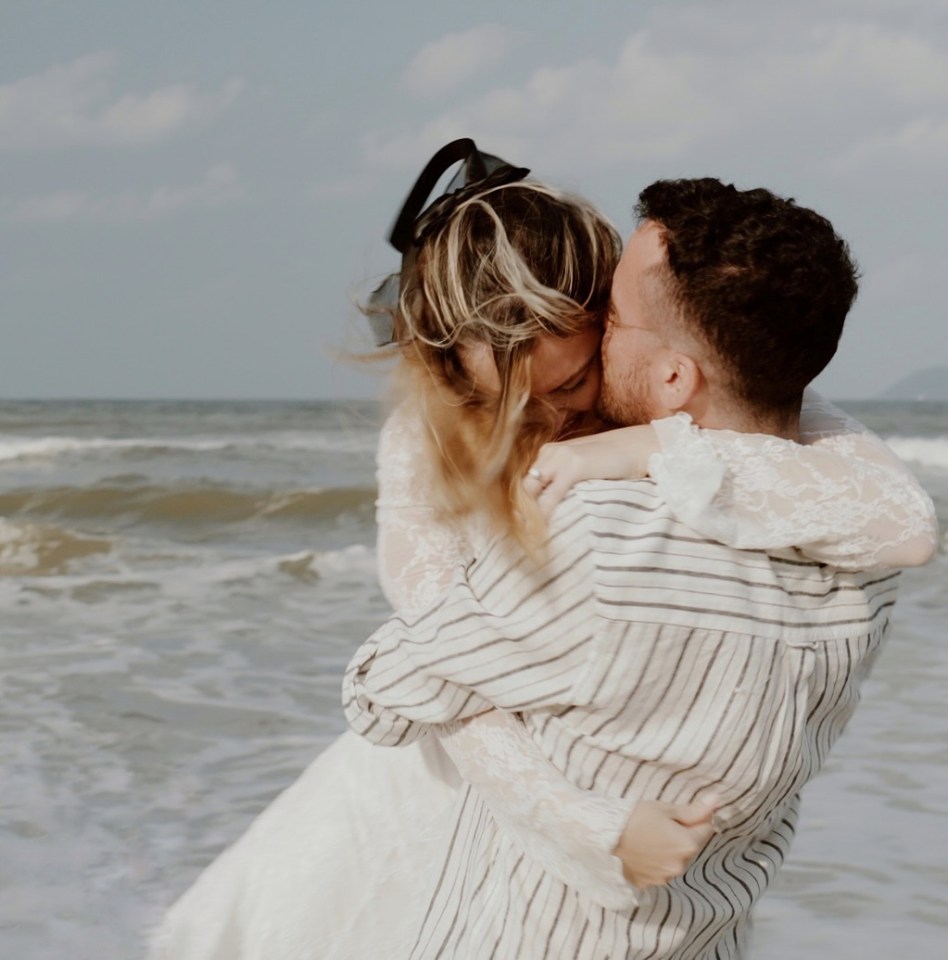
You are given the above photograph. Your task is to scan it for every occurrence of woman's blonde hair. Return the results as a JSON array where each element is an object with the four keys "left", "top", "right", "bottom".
[{"left": 372, "top": 180, "right": 621, "bottom": 548}]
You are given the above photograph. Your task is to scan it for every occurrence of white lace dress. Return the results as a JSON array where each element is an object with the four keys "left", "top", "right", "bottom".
[{"left": 149, "top": 391, "right": 937, "bottom": 958}]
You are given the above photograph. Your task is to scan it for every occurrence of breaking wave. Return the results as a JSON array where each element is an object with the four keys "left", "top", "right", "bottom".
[
  {"left": 0, "top": 430, "right": 378, "bottom": 463},
  {"left": 0, "top": 484, "right": 377, "bottom": 526},
  {"left": 0, "top": 518, "right": 111, "bottom": 576},
  {"left": 884, "top": 436, "right": 948, "bottom": 471}
]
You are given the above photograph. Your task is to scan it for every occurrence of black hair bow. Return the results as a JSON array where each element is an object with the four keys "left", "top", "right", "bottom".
[{"left": 366, "top": 138, "right": 529, "bottom": 346}]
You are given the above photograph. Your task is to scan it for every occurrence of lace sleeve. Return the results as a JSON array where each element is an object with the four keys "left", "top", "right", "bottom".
[
  {"left": 375, "top": 403, "right": 472, "bottom": 612},
  {"left": 439, "top": 711, "right": 639, "bottom": 911},
  {"left": 648, "top": 388, "right": 938, "bottom": 569}
]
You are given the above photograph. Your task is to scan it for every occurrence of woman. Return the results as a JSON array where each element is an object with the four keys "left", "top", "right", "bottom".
[{"left": 151, "top": 141, "right": 936, "bottom": 959}]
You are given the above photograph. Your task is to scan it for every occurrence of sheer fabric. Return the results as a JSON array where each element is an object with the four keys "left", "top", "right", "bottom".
[
  {"left": 375, "top": 405, "right": 474, "bottom": 613},
  {"left": 149, "top": 732, "right": 459, "bottom": 960},
  {"left": 439, "top": 714, "right": 638, "bottom": 910},
  {"left": 650, "top": 389, "right": 937, "bottom": 569}
]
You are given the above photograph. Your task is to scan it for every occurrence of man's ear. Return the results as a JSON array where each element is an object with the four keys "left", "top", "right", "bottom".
[{"left": 657, "top": 352, "right": 702, "bottom": 413}]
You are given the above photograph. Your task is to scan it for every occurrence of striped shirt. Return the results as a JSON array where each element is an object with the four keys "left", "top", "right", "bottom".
[{"left": 344, "top": 478, "right": 897, "bottom": 959}]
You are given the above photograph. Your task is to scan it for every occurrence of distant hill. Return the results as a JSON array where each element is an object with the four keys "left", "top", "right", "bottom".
[{"left": 881, "top": 366, "right": 948, "bottom": 400}]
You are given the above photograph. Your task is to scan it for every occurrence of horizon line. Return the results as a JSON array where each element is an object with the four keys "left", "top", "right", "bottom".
[{"left": 0, "top": 393, "right": 928, "bottom": 404}]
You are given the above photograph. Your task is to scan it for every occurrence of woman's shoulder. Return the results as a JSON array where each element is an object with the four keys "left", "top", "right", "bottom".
[
  {"left": 376, "top": 399, "right": 441, "bottom": 509},
  {"left": 379, "top": 399, "right": 426, "bottom": 445},
  {"left": 377, "top": 399, "right": 429, "bottom": 471}
]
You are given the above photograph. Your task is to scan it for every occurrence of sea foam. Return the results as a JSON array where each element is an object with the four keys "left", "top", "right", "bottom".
[
  {"left": 0, "top": 436, "right": 227, "bottom": 462},
  {"left": 0, "top": 517, "right": 111, "bottom": 575},
  {"left": 0, "top": 430, "right": 377, "bottom": 463},
  {"left": 884, "top": 436, "right": 948, "bottom": 471}
]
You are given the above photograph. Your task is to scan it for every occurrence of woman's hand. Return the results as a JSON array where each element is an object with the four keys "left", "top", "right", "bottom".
[
  {"left": 524, "top": 425, "right": 660, "bottom": 519},
  {"left": 613, "top": 797, "right": 719, "bottom": 888}
]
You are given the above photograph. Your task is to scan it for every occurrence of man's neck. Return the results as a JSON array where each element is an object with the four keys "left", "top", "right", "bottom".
[{"left": 686, "top": 397, "right": 802, "bottom": 441}]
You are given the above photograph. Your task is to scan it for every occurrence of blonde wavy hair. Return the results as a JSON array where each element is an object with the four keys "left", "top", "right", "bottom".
[{"left": 372, "top": 180, "right": 621, "bottom": 548}]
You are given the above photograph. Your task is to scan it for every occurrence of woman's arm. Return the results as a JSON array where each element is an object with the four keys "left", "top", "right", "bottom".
[
  {"left": 526, "top": 389, "right": 937, "bottom": 569},
  {"left": 375, "top": 403, "right": 472, "bottom": 612},
  {"left": 439, "top": 711, "right": 716, "bottom": 909},
  {"left": 373, "top": 403, "right": 713, "bottom": 904},
  {"left": 370, "top": 405, "right": 597, "bottom": 730}
]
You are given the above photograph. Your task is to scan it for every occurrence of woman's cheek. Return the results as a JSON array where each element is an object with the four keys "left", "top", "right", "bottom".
[{"left": 570, "top": 366, "right": 601, "bottom": 412}]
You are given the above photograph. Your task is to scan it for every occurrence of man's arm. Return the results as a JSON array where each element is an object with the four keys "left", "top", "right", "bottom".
[{"left": 343, "top": 494, "right": 599, "bottom": 746}]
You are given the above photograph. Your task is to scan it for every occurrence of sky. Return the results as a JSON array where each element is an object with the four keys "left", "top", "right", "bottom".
[{"left": 2, "top": 0, "right": 947, "bottom": 400}]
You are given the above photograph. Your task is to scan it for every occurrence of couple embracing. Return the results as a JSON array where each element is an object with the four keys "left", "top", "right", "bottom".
[{"left": 154, "top": 139, "right": 937, "bottom": 959}]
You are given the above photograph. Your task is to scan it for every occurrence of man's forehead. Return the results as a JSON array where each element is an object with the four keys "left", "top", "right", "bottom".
[
  {"left": 624, "top": 221, "right": 666, "bottom": 271},
  {"left": 612, "top": 221, "right": 667, "bottom": 305}
]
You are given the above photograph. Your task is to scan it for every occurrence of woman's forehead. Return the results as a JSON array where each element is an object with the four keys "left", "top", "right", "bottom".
[
  {"left": 530, "top": 328, "right": 601, "bottom": 395},
  {"left": 457, "top": 327, "right": 601, "bottom": 396}
]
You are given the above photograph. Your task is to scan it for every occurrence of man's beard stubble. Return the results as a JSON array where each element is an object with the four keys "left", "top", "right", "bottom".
[{"left": 597, "top": 357, "right": 655, "bottom": 428}]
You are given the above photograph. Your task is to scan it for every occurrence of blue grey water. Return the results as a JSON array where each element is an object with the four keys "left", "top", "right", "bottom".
[{"left": 1, "top": 399, "right": 945, "bottom": 959}]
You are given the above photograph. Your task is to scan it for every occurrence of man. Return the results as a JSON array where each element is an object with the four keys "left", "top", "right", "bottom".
[{"left": 344, "top": 179, "right": 901, "bottom": 958}]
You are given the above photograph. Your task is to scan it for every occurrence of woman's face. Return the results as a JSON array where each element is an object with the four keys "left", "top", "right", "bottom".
[
  {"left": 529, "top": 326, "right": 602, "bottom": 417},
  {"left": 459, "top": 324, "right": 603, "bottom": 433},
  {"left": 460, "top": 325, "right": 602, "bottom": 415}
]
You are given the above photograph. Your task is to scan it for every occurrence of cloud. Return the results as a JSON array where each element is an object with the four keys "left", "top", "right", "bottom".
[
  {"left": 368, "top": 32, "right": 719, "bottom": 173},
  {"left": 832, "top": 116, "right": 948, "bottom": 173},
  {"left": 365, "top": 14, "right": 948, "bottom": 181},
  {"left": 401, "top": 25, "right": 519, "bottom": 98},
  {"left": 6, "top": 164, "right": 245, "bottom": 223},
  {"left": 0, "top": 53, "right": 244, "bottom": 150}
]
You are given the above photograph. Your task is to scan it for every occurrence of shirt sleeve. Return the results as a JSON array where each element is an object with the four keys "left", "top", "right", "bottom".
[
  {"left": 649, "top": 388, "right": 938, "bottom": 569},
  {"left": 343, "top": 494, "right": 599, "bottom": 746}
]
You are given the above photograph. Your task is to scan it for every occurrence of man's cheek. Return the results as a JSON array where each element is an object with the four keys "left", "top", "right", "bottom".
[
  {"left": 573, "top": 367, "right": 601, "bottom": 412},
  {"left": 601, "top": 326, "right": 614, "bottom": 356}
]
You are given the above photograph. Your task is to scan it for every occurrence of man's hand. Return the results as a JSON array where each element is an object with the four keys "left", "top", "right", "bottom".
[{"left": 613, "top": 797, "right": 719, "bottom": 888}]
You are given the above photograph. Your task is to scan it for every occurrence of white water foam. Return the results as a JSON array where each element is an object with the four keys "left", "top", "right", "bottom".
[
  {"left": 884, "top": 435, "right": 948, "bottom": 471},
  {"left": 181, "top": 545, "right": 377, "bottom": 586},
  {"left": 0, "top": 517, "right": 41, "bottom": 570},
  {"left": 0, "top": 431, "right": 378, "bottom": 463},
  {"left": 0, "top": 436, "right": 229, "bottom": 462},
  {"left": 0, "top": 517, "right": 111, "bottom": 575}
]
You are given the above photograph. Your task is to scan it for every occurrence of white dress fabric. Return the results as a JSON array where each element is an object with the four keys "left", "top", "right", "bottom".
[{"left": 149, "top": 392, "right": 937, "bottom": 959}]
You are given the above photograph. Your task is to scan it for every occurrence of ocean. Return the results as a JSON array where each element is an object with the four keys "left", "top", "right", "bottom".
[{"left": 1, "top": 398, "right": 946, "bottom": 959}]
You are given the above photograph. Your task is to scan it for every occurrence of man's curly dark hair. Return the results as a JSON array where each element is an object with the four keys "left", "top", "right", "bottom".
[{"left": 636, "top": 178, "right": 859, "bottom": 416}]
